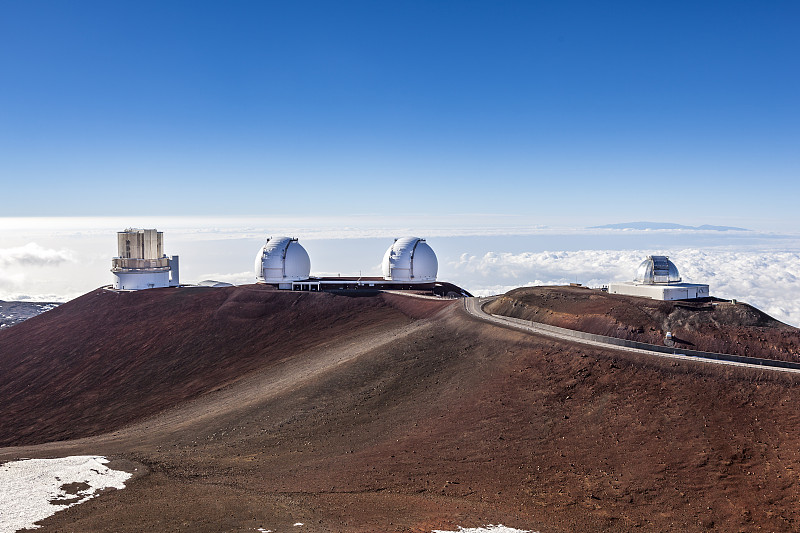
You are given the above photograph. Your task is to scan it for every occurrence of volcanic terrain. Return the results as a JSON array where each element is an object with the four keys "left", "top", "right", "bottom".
[
  {"left": 3, "top": 284, "right": 800, "bottom": 532},
  {"left": 487, "top": 285, "right": 800, "bottom": 361},
  {"left": 0, "top": 300, "right": 59, "bottom": 329}
]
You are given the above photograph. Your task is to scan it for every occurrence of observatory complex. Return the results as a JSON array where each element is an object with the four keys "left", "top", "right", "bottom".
[
  {"left": 254, "top": 235, "right": 469, "bottom": 296},
  {"left": 382, "top": 236, "right": 438, "bottom": 282},
  {"left": 111, "top": 228, "right": 179, "bottom": 290},
  {"left": 254, "top": 236, "right": 312, "bottom": 289},
  {"left": 609, "top": 255, "right": 710, "bottom": 301}
]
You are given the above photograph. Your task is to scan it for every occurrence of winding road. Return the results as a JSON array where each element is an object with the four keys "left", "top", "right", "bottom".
[{"left": 464, "top": 296, "right": 800, "bottom": 375}]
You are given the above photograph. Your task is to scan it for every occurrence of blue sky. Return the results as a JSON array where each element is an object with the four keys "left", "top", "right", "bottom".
[{"left": 1, "top": 1, "right": 798, "bottom": 229}]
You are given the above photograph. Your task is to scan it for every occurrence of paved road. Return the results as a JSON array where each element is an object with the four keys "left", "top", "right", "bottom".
[{"left": 464, "top": 296, "right": 800, "bottom": 375}]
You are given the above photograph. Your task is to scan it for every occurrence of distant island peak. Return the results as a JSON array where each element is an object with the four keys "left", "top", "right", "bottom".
[{"left": 590, "top": 222, "right": 750, "bottom": 232}]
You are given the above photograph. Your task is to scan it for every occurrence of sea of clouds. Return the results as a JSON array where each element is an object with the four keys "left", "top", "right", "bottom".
[
  {"left": 0, "top": 243, "right": 78, "bottom": 301},
  {"left": 0, "top": 218, "right": 798, "bottom": 326},
  {"left": 448, "top": 249, "right": 800, "bottom": 326},
  {"left": 0, "top": 242, "right": 75, "bottom": 268}
]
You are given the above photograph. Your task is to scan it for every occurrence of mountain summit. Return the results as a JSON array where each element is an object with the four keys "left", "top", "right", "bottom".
[
  {"left": 590, "top": 221, "right": 749, "bottom": 231},
  {"left": 2, "top": 285, "right": 800, "bottom": 531}
]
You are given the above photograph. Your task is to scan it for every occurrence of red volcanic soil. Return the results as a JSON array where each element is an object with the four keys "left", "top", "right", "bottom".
[
  {"left": 3, "top": 287, "right": 800, "bottom": 532},
  {"left": 486, "top": 285, "right": 800, "bottom": 361},
  {"left": 0, "top": 285, "right": 449, "bottom": 447}
]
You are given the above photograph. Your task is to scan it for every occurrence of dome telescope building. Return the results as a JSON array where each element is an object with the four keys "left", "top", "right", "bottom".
[
  {"left": 609, "top": 255, "right": 709, "bottom": 301},
  {"left": 111, "top": 228, "right": 179, "bottom": 290},
  {"left": 381, "top": 236, "right": 438, "bottom": 282},
  {"left": 251, "top": 233, "right": 468, "bottom": 296},
  {"left": 254, "top": 236, "right": 311, "bottom": 289}
]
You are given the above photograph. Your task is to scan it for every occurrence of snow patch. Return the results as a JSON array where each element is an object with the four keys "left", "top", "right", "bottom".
[
  {"left": 0, "top": 456, "right": 132, "bottom": 533},
  {"left": 432, "top": 526, "right": 534, "bottom": 533}
]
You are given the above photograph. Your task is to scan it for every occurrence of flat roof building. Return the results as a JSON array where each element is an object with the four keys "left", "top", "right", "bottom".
[{"left": 609, "top": 255, "right": 710, "bottom": 301}]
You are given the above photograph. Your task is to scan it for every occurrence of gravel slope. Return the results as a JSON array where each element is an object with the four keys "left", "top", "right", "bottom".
[
  {"left": 2, "top": 288, "right": 800, "bottom": 531},
  {"left": 486, "top": 285, "right": 800, "bottom": 361}
]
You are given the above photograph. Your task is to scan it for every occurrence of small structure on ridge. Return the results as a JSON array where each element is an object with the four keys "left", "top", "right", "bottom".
[
  {"left": 381, "top": 236, "right": 438, "bottom": 282},
  {"left": 608, "top": 255, "right": 710, "bottom": 301},
  {"left": 252, "top": 234, "right": 469, "bottom": 296},
  {"left": 254, "top": 236, "right": 312, "bottom": 289},
  {"left": 111, "top": 228, "right": 179, "bottom": 290}
]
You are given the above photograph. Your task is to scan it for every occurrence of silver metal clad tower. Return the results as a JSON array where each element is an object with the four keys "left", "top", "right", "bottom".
[
  {"left": 116, "top": 228, "right": 163, "bottom": 261},
  {"left": 111, "top": 228, "right": 179, "bottom": 290}
]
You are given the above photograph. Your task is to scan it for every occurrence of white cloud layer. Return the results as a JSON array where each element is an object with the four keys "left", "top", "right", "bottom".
[
  {"left": 0, "top": 271, "right": 26, "bottom": 289},
  {"left": 0, "top": 243, "right": 77, "bottom": 301},
  {"left": 0, "top": 215, "right": 779, "bottom": 241},
  {"left": 0, "top": 291, "right": 84, "bottom": 303},
  {"left": 450, "top": 249, "right": 800, "bottom": 327},
  {"left": 1, "top": 222, "right": 799, "bottom": 329},
  {"left": 0, "top": 243, "right": 75, "bottom": 267},
  {"left": 194, "top": 271, "right": 254, "bottom": 285}
]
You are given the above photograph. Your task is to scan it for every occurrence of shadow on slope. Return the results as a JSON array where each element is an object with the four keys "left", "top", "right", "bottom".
[
  {"left": 0, "top": 285, "right": 453, "bottom": 447},
  {"left": 20, "top": 300, "right": 800, "bottom": 533}
]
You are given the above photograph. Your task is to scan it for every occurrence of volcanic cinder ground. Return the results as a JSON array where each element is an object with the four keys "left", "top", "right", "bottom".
[{"left": 2, "top": 284, "right": 800, "bottom": 532}]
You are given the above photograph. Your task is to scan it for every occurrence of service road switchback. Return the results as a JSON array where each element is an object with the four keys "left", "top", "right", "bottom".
[{"left": 465, "top": 296, "right": 800, "bottom": 375}]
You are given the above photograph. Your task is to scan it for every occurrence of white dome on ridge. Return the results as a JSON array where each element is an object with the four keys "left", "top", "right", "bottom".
[
  {"left": 634, "top": 255, "right": 681, "bottom": 285},
  {"left": 381, "top": 237, "right": 437, "bottom": 282},
  {"left": 255, "top": 236, "right": 311, "bottom": 283}
]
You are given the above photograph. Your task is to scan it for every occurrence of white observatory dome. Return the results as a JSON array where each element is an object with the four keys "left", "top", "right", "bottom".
[
  {"left": 634, "top": 255, "right": 682, "bottom": 285},
  {"left": 381, "top": 236, "right": 438, "bottom": 282},
  {"left": 255, "top": 236, "right": 311, "bottom": 283}
]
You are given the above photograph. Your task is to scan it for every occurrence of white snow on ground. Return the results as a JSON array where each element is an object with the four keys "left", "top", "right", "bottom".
[
  {"left": 0, "top": 456, "right": 132, "bottom": 533},
  {"left": 433, "top": 526, "right": 535, "bottom": 533}
]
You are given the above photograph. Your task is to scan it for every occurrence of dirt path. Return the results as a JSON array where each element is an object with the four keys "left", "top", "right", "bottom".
[
  {"left": 466, "top": 296, "right": 800, "bottom": 374},
  {"left": 6, "top": 293, "right": 800, "bottom": 531},
  {"left": 0, "top": 315, "right": 435, "bottom": 461}
]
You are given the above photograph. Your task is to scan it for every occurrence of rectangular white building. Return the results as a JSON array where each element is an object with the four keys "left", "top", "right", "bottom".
[{"left": 608, "top": 281, "right": 710, "bottom": 301}]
